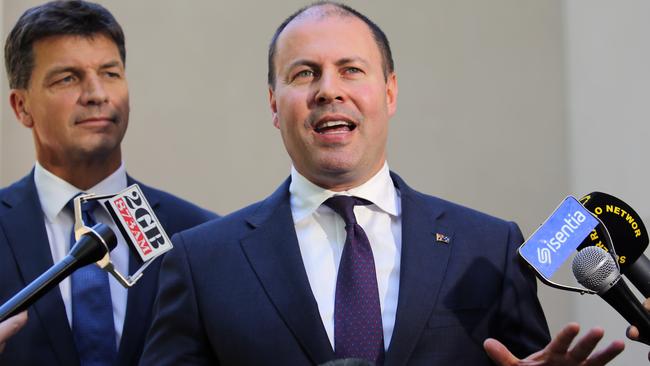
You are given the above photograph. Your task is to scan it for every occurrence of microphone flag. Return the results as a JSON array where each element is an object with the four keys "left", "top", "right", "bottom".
[{"left": 519, "top": 196, "right": 599, "bottom": 282}]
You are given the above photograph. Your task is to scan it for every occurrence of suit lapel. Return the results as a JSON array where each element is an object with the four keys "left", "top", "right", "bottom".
[
  {"left": 240, "top": 179, "right": 335, "bottom": 364},
  {"left": 117, "top": 178, "right": 162, "bottom": 365},
  {"left": 384, "top": 173, "right": 453, "bottom": 366},
  {"left": 0, "top": 172, "right": 78, "bottom": 366}
]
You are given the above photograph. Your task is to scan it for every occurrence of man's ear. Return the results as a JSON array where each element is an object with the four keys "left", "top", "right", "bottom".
[
  {"left": 385, "top": 72, "right": 398, "bottom": 118},
  {"left": 9, "top": 90, "right": 34, "bottom": 128},
  {"left": 269, "top": 86, "right": 280, "bottom": 129}
]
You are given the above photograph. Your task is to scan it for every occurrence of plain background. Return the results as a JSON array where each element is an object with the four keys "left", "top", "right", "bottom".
[{"left": 1, "top": 1, "right": 648, "bottom": 364}]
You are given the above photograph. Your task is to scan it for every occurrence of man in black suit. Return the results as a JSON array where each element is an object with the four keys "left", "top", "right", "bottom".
[
  {"left": 0, "top": 1, "right": 217, "bottom": 365},
  {"left": 142, "top": 2, "right": 623, "bottom": 365}
]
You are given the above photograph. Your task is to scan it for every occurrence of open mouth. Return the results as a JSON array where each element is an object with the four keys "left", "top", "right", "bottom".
[{"left": 313, "top": 120, "right": 357, "bottom": 134}]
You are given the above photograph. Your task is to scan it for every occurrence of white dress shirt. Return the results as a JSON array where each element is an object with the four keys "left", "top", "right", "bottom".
[
  {"left": 34, "top": 162, "right": 130, "bottom": 346},
  {"left": 289, "top": 162, "right": 402, "bottom": 350}
]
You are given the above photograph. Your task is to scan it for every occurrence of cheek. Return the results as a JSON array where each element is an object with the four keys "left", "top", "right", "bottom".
[
  {"left": 352, "top": 84, "right": 388, "bottom": 117},
  {"left": 277, "top": 93, "right": 310, "bottom": 128},
  {"left": 109, "top": 85, "right": 129, "bottom": 108},
  {"left": 278, "top": 84, "right": 311, "bottom": 109},
  {"left": 38, "top": 91, "right": 78, "bottom": 118}
]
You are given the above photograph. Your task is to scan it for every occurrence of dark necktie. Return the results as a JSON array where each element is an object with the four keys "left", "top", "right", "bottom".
[
  {"left": 67, "top": 197, "right": 117, "bottom": 366},
  {"left": 324, "top": 195, "right": 385, "bottom": 365}
]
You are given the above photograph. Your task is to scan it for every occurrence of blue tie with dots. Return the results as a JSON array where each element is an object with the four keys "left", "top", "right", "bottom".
[
  {"left": 67, "top": 198, "right": 116, "bottom": 366},
  {"left": 324, "top": 195, "right": 385, "bottom": 365}
]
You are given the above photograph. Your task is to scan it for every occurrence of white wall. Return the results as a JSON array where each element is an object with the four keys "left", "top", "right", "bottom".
[{"left": 565, "top": 1, "right": 650, "bottom": 364}]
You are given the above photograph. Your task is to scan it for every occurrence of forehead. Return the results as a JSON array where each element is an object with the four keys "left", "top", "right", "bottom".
[
  {"left": 274, "top": 13, "right": 381, "bottom": 69},
  {"left": 31, "top": 34, "right": 122, "bottom": 71}
]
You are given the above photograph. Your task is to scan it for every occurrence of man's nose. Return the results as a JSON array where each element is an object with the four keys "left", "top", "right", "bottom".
[
  {"left": 314, "top": 72, "right": 344, "bottom": 105},
  {"left": 79, "top": 74, "right": 109, "bottom": 105}
]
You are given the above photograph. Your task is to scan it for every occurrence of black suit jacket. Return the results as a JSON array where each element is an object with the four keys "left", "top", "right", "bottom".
[
  {"left": 141, "top": 173, "right": 550, "bottom": 365},
  {"left": 0, "top": 171, "right": 217, "bottom": 366}
]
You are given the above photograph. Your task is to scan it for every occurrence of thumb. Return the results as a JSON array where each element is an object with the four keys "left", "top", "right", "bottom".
[{"left": 484, "top": 338, "right": 518, "bottom": 366}]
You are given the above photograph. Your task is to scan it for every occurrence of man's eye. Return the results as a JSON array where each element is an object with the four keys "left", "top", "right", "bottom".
[
  {"left": 54, "top": 75, "right": 75, "bottom": 85},
  {"left": 344, "top": 67, "right": 363, "bottom": 75},
  {"left": 295, "top": 70, "right": 314, "bottom": 79},
  {"left": 106, "top": 71, "right": 120, "bottom": 78}
]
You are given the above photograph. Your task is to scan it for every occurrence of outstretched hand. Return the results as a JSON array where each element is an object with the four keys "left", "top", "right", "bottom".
[
  {"left": 484, "top": 322, "right": 625, "bottom": 366},
  {"left": 0, "top": 311, "right": 28, "bottom": 353}
]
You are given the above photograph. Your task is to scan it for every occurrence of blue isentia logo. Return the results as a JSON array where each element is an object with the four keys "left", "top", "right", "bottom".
[
  {"left": 519, "top": 196, "right": 599, "bottom": 280},
  {"left": 538, "top": 211, "right": 588, "bottom": 259}
]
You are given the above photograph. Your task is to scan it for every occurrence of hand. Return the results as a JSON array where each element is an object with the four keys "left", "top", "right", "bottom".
[
  {"left": 626, "top": 297, "right": 650, "bottom": 360},
  {"left": 484, "top": 322, "right": 625, "bottom": 366},
  {"left": 0, "top": 311, "right": 28, "bottom": 353}
]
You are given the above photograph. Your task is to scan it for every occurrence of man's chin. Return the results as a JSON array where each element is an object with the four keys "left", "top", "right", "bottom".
[
  {"left": 305, "top": 163, "right": 367, "bottom": 191},
  {"left": 73, "top": 141, "right": 122, "bottom": 162}
]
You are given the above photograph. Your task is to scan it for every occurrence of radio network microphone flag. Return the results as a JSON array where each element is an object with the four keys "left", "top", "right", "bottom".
[
  {"left": 578, "top": 192, "right": 650, "bottom": 297},
  {"left": 519, "top": 196, "right": 600, "bottom": 284},
  {"left": 98, "top": 184, "right": 174, "bottom": 287}
]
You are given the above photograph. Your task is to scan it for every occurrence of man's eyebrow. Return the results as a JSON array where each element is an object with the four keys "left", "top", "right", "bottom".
[
  {"left": 335, "top": 57, "right": 369, "bottom": 68},
  {"left": 286, "top": 59, "right": 320, "bottom": 72},
  {"left": 99, "top": 60, "right": 123, "bottom": 69},
  {"left": 43, "top": 60, "right": 123, "bottom": 81},
  {"left": 285, "top": 57, "right": 369, "bottom": 72},
  {"left": 43, "top": 66, "right": 78, "bottom": 81}
]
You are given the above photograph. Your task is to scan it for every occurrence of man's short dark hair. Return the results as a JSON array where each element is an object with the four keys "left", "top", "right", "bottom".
[
  {"left": 4, "top": 0, "right": 125, "bottom": 89},
  {"left": 267, "top": 1, "right": 394, "bottom": 88}
]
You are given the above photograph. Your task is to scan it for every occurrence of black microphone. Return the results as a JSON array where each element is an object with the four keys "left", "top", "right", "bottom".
[
  {"left": 0, "top": 223, "right": 117, "bottom": 321},
  {"left": 579, "top": 192, "right": 650, "bottom": 297},
  {"left": 572, "top": 246, "right": 650, "bottom": 344}
]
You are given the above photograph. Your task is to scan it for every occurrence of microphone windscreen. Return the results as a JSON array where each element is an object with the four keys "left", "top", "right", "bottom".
[{"left": 572, "top": 246, "right": 620, "bottom": 293}]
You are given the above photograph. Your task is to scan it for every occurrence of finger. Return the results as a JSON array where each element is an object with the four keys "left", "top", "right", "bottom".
[
  {"left": 546, "top": 322, "right": 581, "bottom": 355},
  {"left": 626, "top": 324, "right": 650, "bottom": 345},
  {"left": 627, "top": 325, "right": 639, "bottom": 340},
  {"left": 483, "top": 338, "right": 518, "bottom": 366},
  {"left": 568, "top": 327, "right": 604, "bottom": 361},
  {"left": 584, "top": 340, "right": 625, "bottom": 366},
  {"left": 0, "top": 311, "right": 28, "bottom": 340},
  {"left": 644, "top": 298, "right": 650, "bottom": 310}
]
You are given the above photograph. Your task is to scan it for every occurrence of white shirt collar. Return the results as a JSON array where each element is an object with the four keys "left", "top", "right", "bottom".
[
  {"left": 34, "top": 161, "right": 128, "bottom": 222},
  {"left": 289, "top": 161, "right": 399, "bottom": 223}
]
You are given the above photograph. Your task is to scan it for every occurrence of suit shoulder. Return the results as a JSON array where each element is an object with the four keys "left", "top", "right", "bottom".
[
  {"left": 0, "top": 174, "right": 35, "bottom": 211},
  {"left": 174, "top": 199, "right": 265, "bottom": 243},
  {"left": 411, "top": 189, "right": 516, "bottom": 230},
  {"left": 135, "top": 181, "right": 218, "bottom": 232}
]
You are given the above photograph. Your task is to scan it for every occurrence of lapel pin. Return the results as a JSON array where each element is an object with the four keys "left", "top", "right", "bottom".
[{"left": 435, "top": 233, "right": 450, "bottom": 244}]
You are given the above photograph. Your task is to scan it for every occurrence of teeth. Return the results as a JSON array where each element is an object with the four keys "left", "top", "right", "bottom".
[{"left": 320, "top": 120, "right": 350, "bottom": 128}]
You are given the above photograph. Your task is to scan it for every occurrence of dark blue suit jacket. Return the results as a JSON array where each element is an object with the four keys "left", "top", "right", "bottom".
[
  {"left": 141, "top": 173, "right": 550, "bottom": 365},
  {"left": 0, "top": 171, "right": 217, "bottom": 366}
]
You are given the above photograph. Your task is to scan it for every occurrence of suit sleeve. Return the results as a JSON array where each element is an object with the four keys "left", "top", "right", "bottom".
[
  {"left": 139, "top": 233, "right": 218, "bottom": 366},
  {"left": 494, "top": 222, "right": 551, "bottom": 358}
]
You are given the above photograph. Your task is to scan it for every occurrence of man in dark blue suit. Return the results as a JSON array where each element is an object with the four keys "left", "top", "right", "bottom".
[
  {"left": 0, "top": 1, "right": 217, "bottom": 365},
  {"left": 142, "top": 2, "right": 624, "bottom": 365}
]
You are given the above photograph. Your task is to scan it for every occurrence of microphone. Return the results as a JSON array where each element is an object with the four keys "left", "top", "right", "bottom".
[
  {"left": 0, "top": 223, "right": 116, "bottom": 321},
  {"left": 579, "top": 192, "right": 650, "bottom": 297},
  {"left": 572, "top": 246, "right": 650, "bottom": 344}
]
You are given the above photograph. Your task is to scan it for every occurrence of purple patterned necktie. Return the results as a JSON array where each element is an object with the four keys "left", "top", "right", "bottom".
[{"left": 324, "top": 195, "right": 385, "bottom": 365}]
